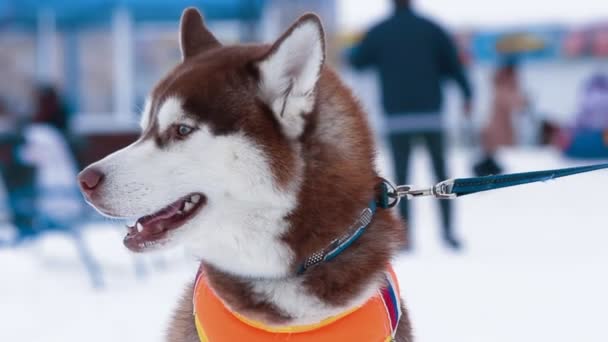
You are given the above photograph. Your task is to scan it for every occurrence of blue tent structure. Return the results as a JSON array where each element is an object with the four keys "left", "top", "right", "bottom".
[
  {"left": 1, "top": 0, "right": 266, "bottom": 28},
  {"left": 0, "top": 0, "right": 267, "bottom": 119}
]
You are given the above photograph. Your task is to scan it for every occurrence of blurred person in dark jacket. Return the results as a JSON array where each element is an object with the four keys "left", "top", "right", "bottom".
[{"left": 349, "top": 0, "right": 473, "bottom": 250}]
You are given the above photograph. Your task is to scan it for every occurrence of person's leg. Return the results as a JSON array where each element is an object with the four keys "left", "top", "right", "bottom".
[
  {"left": 474, "top": 128, "right": 503, "bottom": 176},
  {"left": 473, "top": 155, "right": 503, "bottom": 176},
  {"left": 388, "top": 132, "right": 413, "bottom": 248},
  {"left": 422, "top": 131, "right": 461, "bottom": 249}
]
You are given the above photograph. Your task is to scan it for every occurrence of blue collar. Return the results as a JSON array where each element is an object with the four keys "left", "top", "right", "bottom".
[{"left": 297, "top": 199, "right": 378, "bottom": 275}]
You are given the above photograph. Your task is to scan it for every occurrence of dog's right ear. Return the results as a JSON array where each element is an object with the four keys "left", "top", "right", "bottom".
[
  {"left": 179, "top": 7, "right": 221, "bottom": 60},
  {"left": 254, "top": 14, "right": 325, "bottom": 139}
]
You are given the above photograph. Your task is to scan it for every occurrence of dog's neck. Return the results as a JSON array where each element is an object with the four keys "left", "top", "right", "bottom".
[
  {"left": 202, "top": 206, "right": 403, "bottom": 326},
  {"left": 200, "top": 144, "right": 404, "bottom": 326}
]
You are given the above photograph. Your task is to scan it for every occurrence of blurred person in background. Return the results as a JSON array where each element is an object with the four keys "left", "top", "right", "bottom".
[
  {"left": 348, "top": 0, "right": 473, "bottom": 250},
  {"left": 22, "top": 84, "right": 80, "bottom": 222},
  {"left": 0, "top": 97, "right": 24, "bottom": 202},
  {"left": 0, "top": 97, "right": 20, "bottom": 135},
  {"left": 33, "top": 84, "right": 70, "bottom": 134},
  {"left": 0, "top": 97, "right": 29, "bottom": 241},
  {"left": 475, "top": 59, "right": 528, "bottom": 176},
  {"left": 0, "top": 85, "right": 80, "bottom": 243},
  {"left": 543, "top": 72, "right": 608, "bottom": 159},
  {"left": 573, "top": 72, "right": 608, "bottom": 131}
]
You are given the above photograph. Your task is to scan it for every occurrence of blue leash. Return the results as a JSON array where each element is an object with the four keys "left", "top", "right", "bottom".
[
  {"left": 450, "top": 163, "right": 608, "bottom": 197},
  {"left": 298, "top": 163, "right": 608, "bottom": 274},
  {"left": 382, "top": 163, "right": 608, "bottom": 204}
]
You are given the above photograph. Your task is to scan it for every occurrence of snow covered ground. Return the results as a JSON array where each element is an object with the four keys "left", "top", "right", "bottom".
[{"left": 1, "top": 147, "right": 607, "bottom": 342}]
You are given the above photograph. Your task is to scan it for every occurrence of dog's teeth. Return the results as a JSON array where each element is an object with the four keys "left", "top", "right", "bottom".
[
  {"left": 191, "top": 194, "right": 201, "bottom": 204},
  {"left": 136, "top": 223, "right": 143, "bottom": 233},
  {"left": 184, "top": 202, "right": 194, "bottom": 212}
]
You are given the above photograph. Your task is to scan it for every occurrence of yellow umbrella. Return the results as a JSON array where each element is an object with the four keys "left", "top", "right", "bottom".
[{"left": 496, "top": 33, "right": 546, "bottom": 54}]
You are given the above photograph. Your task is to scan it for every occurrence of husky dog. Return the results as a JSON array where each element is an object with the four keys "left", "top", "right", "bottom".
[{"left": 79, "top": 8, "right": 412, "bottom": 342}]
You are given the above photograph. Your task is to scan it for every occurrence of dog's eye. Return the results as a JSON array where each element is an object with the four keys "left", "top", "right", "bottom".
[{"left": 175, "top": 124, "right": 194, "bottom": 138}]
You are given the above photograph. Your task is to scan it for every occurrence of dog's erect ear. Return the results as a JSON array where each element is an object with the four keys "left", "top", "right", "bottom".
[
  {"left": 255, "top": 13, "right": 325, "bottom": 138},
  {"left": 179, "top": 7, "right": 221, "bottom": 60}
]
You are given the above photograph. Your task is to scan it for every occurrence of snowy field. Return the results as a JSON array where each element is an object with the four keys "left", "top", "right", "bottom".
[{"left": 1, "top": 147, "right": 607, "bottom": 342}]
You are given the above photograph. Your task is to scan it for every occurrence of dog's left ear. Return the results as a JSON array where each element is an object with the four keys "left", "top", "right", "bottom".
[
  {"left": 179, "top": 7, "right": 221, "bottom": 60},
  {"left": 255, "top": 13, "right": 325, "bottom": 138}
]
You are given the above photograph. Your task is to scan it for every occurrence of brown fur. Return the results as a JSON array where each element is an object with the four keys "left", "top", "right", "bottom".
[
  {"left": 145, "top": 9, "right": 412, "bottom": 341},
  {"left": 166, "top": 282, "right": 198, "bottom": 342},
  {"left": 179, "top": 9, "right": 221, "bottom": 59}
]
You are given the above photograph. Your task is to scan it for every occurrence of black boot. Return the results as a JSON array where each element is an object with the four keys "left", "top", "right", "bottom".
[
  {"left": 443, "top": 235, "right": 463, "bottom": 250},
  {"left": 473, "top": 156, "right": 503, "bottom": 176}
]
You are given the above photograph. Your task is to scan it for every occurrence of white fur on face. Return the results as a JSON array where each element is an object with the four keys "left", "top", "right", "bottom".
[
  {"left": 139, "top": 97, "right": 152, "bottom": 130},
  {"left": 257, "top": 19, "right": 324, "bottom": 138},
  {"left": 86, "top": 97, "right": 299, "bottom": 278},
  {"left": 157, "top": 97, "right": 184, "bottom": 132}
]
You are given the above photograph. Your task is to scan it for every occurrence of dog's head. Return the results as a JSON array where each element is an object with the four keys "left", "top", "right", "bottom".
[
  {"left": 79, "top": 8, "right": 382, "bottom": 278},
  {"left": 78, "top": 8, "right": 327, "bottom": 277}
]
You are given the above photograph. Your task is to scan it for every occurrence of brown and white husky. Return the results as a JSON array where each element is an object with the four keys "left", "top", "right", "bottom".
[{"left": 78, "top": 7, "right": 412, "bottom": 342}]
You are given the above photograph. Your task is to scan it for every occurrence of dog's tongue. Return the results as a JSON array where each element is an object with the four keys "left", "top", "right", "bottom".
[
  {"left": 137, "top": 200, "right": 183, "bottom": 234},
  {"left": 124, "top": 201, "right": 183, "bottom": 252},
  {"left": 123, "top": 193, "right": 206, "bottom": 252}
]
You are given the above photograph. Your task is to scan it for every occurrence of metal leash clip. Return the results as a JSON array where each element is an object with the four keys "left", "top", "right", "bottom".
[
  {"left": 396, "top": 179, "right": 457, "bottom": 199},
  {"left": 380, "top": 178, "right": 457, "bottom": 208}
]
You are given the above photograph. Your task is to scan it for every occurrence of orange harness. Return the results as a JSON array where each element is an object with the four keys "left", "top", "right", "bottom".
[{"left": 192, "top": 267, "right": 402, "bottom": 342}]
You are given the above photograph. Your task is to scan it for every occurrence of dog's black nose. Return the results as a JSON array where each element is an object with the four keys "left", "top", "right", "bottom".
[{"left": 78, "top": 167, "right": 105, "bottom": 196}]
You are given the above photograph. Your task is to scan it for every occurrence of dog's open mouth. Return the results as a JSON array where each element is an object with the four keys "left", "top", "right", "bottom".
[{"left": 123, "top": 193, "right": 206, "bottom": 252}]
